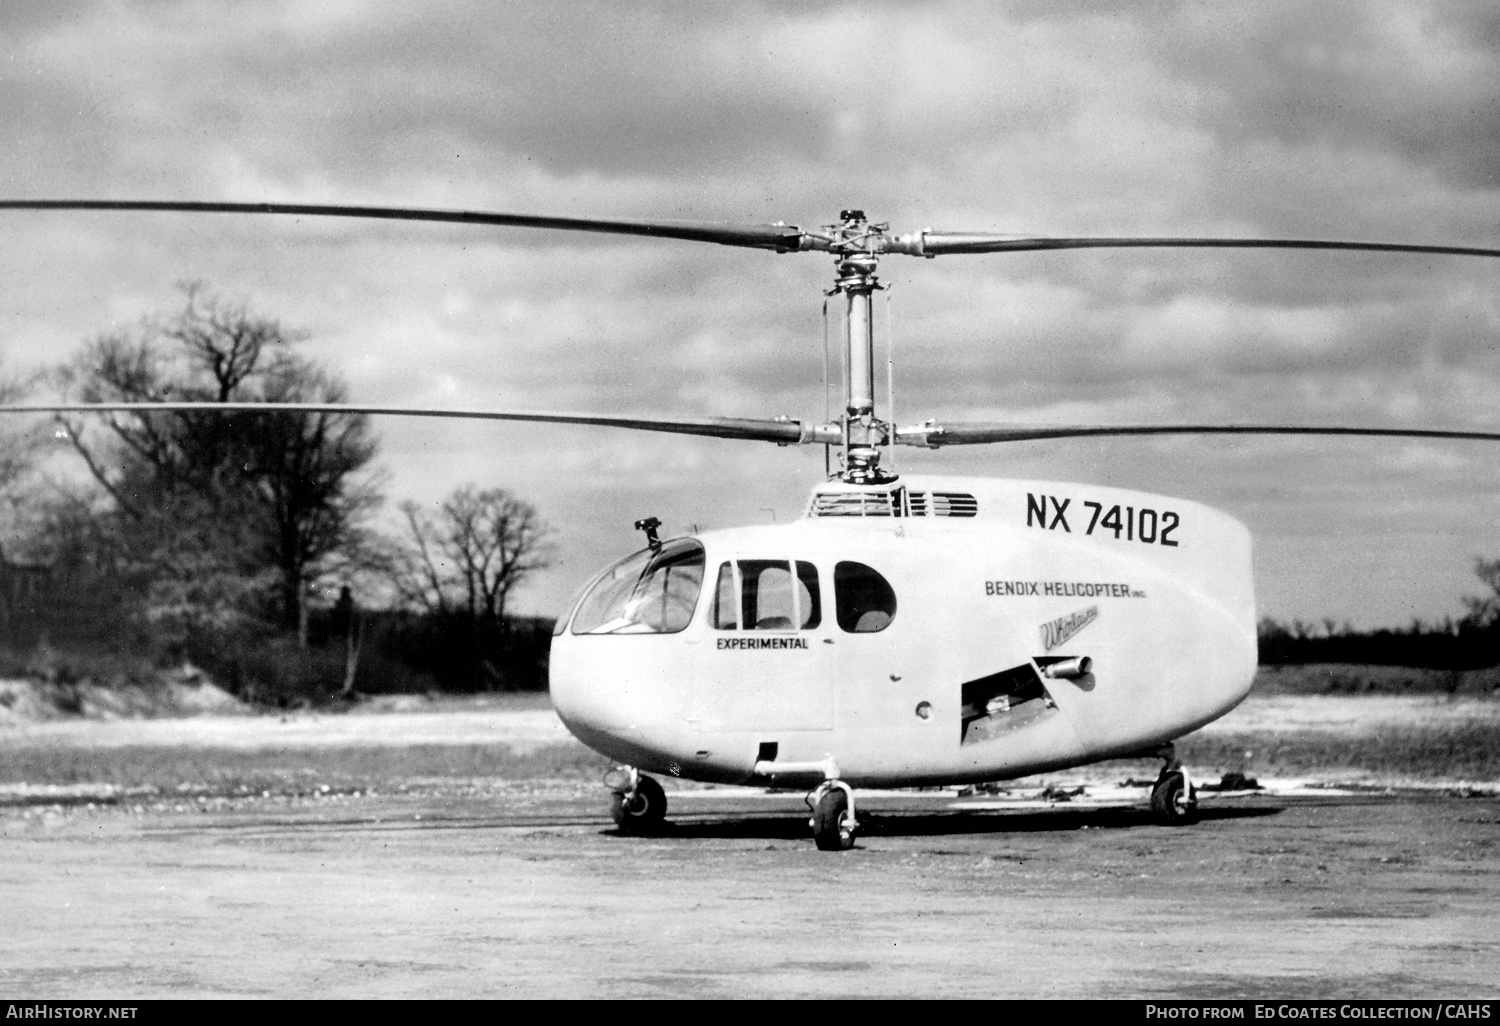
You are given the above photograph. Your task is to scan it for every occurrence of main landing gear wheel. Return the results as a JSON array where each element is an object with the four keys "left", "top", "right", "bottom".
[
  {"left": 1146, "top": 741, "right": 1197, "bottom": 825},
  {"left": 811, "top": 786, "right": 856, "bottom": 851},
  {"left": 1150, "top": 770, "right": 1196, "bottom": 825},
  {"left": 610, "top": 773, "right": 667, "bottom": 834}
]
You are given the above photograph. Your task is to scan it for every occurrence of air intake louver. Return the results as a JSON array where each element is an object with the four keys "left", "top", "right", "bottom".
[
  {"left": 809, "top": 489, "right": 979, "bottom": 518},
  {"left": 809, "top": 491, "right": 895, "bottom": 517},
  {"left": 930, "top": 492, "right": 978, "bottom": 517}
]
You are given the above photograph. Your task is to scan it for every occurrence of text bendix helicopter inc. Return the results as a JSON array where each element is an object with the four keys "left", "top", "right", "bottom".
[{"left": 3, "top": 200, "right": 1498, "bottom": 850}]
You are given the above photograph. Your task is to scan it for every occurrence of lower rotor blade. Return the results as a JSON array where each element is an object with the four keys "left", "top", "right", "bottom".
[
  {"left": 0, "top": 402, "right": 840, "bottom": 445},
  {"left": 897, "top": 422, "right": 1500, "bottom": 447}
]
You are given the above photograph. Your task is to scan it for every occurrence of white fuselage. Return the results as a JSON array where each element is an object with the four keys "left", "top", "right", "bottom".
[{"left": 550, "top": 475, "right": 1257, "bottom": 788}]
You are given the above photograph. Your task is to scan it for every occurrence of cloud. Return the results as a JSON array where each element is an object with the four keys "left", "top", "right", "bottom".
[{"left": 1159, "top": 1, "right": 1500, "bottom": 191}]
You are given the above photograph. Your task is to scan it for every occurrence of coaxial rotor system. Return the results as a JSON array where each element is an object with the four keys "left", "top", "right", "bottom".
[{"left": 2, "top": 199, "right": 1499, "bottom": 481}]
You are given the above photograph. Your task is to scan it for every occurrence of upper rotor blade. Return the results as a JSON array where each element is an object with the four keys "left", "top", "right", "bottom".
[
  {"left": 897, "top": 422, "right": 1500, "bottom": 447},
  {"left": 1, "top": 402, "right": 839, "bottom": 445},
  {"left": 899, "top": 233, "right": 1500, "bottom": 260},
  {"left": 12, "top": 202, "right": 1497, "bottom": 261},
  {"left": 0, "top": 200, "right": 810, "bottom": 252}
]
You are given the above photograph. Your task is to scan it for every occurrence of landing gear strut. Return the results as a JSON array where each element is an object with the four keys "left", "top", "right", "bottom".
[
  {"left": 605, "top": 767, "right": 667, "bottom": 834},
  {"left": 807, "top": 780, "right": 858, "bottom": 850},
  {"left": 1149, "top": 743, "right": 1197, "bottom": 825}
]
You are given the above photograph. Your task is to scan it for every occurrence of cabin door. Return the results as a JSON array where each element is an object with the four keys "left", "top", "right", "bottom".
[{"left": 691, "top": 557, "right": 833, "bottom": 731}]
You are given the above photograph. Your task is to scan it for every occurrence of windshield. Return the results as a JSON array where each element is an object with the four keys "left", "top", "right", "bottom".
[{"left": 570, "top": 539, "right": 706, "bottom": 635}]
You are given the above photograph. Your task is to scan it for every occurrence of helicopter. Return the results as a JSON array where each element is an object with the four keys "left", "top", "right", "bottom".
[{"left": 2, "top": 199, "right": 1499, "bottom": 850}]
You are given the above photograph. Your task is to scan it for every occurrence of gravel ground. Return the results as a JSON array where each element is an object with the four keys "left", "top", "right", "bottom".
[
  {"left": 0, "top": 784, "right": 1496, "bottom": 998},
  {"left": 1, "top": 692, "right": 1495, "bottom": 998}
]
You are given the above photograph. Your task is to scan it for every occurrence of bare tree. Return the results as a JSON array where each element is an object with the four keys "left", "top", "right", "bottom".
[
  {"left": 0, "top": 363, "right": 47, "bottom": 641},
  {"left": 0, "top": 360, "right": 44, "bottom": 508},
  {"left": 1462, "top": 557, "right": 1500, "bottom": 630},
  {"left": 394, "top": 485, "right": 550, "bottom": 628},
  {"left": 54, "top": 284, "right": 379, "bottom": 638}
]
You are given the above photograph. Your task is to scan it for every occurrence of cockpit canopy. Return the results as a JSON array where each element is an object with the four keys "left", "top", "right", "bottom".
[
  {"left": 564, "top": 540, "right": 897, "bottom": 636},
  {"left": 570, "top": 539, "right": 705, "bottom": 635}
]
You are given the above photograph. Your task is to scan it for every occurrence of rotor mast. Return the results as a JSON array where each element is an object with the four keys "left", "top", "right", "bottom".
[{"left": 824, "top": 210, "right": 893, "bottom": 484}]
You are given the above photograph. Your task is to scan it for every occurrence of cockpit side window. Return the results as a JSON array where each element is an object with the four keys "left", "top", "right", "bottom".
[
  {"left": 712, "top": 559, "right": 823, "bottom": 631},
  {"left": 835, "top": 561, "right": 897, "bottom": 633},
  {"left": 739, "top": 560, "right": 795, "bottom": 630},
  {"left": 796, "top": 561, "right": 822, "bottom": 629},
  {"left": 570, "top": 540, "right": 706, "bottom": 635},
  {"left": 711, "top": 562, "right": 738, "bottom": 629}
]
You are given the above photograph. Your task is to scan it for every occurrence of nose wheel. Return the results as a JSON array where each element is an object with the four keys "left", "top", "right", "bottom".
[
  {"left": 605, "top": 768, "right": 667, "bottom": 834},
  {"left": 1149, "top": 744, "right": 1197, "bottom": 825}
]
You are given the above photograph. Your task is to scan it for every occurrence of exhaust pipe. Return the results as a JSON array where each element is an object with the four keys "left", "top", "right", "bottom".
[{"left": 1041, "top": 656, "right": 1092, "bottom": 679}]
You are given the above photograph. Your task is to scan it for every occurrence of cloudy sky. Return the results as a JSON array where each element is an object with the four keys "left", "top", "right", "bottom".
[{"left": 2, "top": 0, "right": 1498, "bottom": 628}]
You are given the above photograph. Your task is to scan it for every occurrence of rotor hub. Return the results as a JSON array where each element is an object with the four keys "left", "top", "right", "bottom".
[
  {"left": 842, "top": 446, "right": 892, "bottom": 485},
  {"left": 822, "top": 210, "right": 891, "bottom": 258},
  {"left": 833, "top": 253, "right": 880, "bottom": 292}
]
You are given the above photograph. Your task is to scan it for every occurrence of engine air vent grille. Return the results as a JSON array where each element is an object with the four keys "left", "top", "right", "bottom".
[
  {"left": 809, "top": 491, "right": 895, "bottom": 517},
  {"left": 809, "top": 488, "right": 979, "bottom": 518},
  {"left": 930, "top": 492, "right": 979, "bottom": 517}
]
